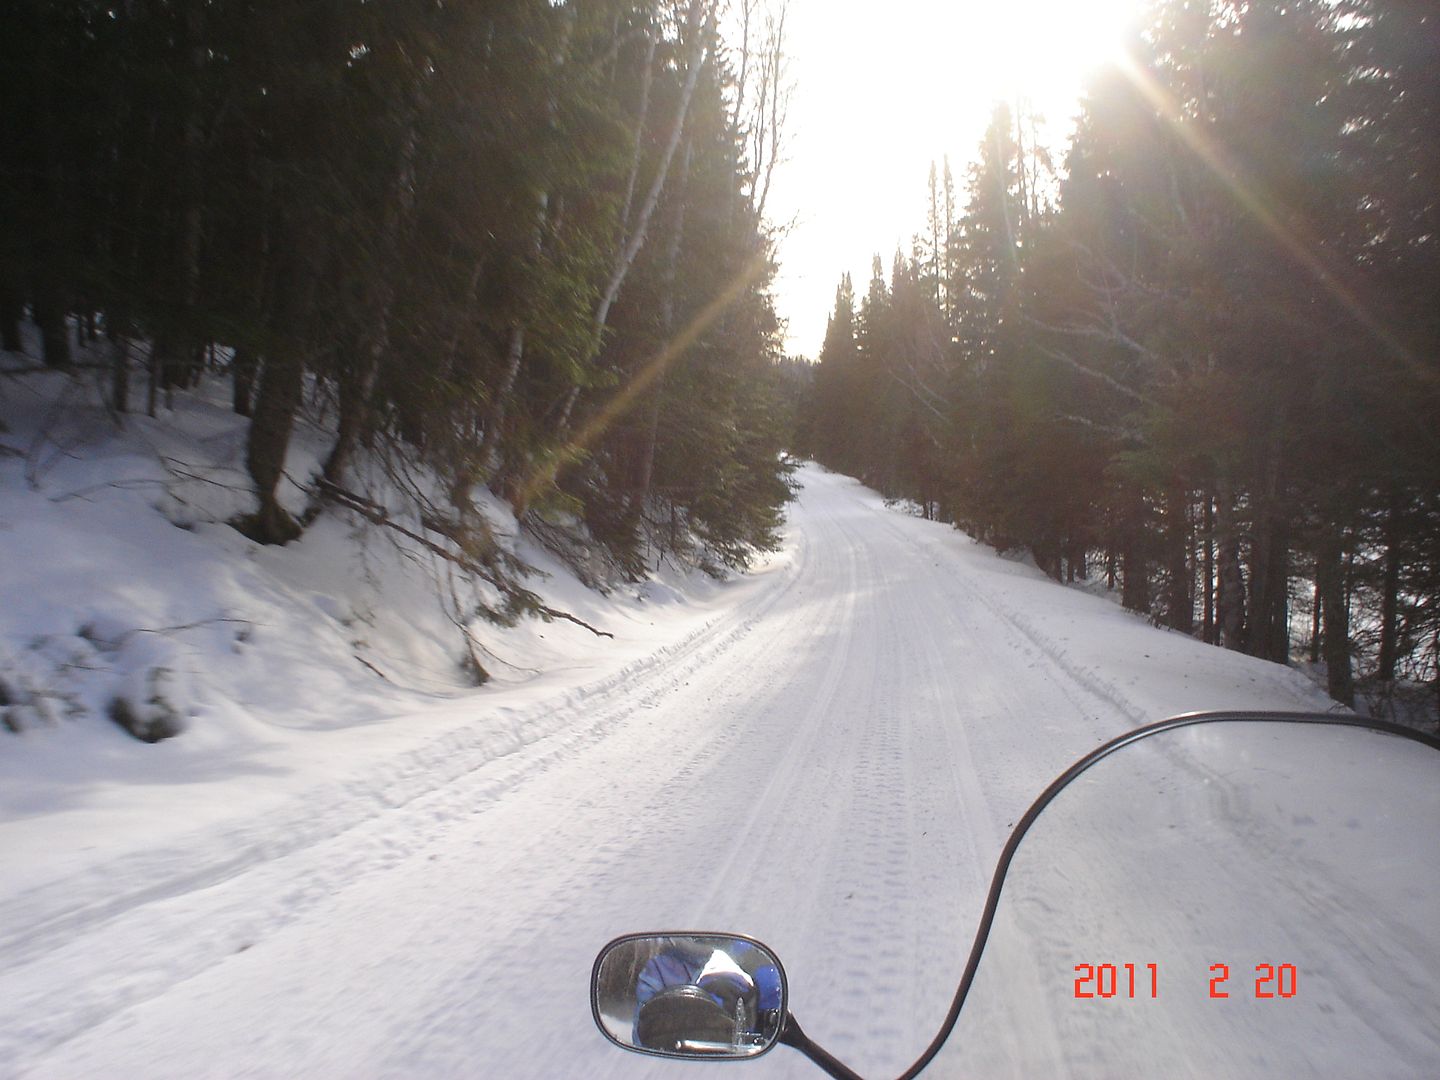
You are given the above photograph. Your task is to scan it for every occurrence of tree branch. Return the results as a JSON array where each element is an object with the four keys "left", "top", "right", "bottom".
[
  {"left": 1031, "top": 341, "right": 1157, "bottom": 406},
  {"left": 536, "top": 604, "right": 614, "bottom": 639},
  {"left": 315, "top": 479, "right": 613, "bottom": 639}
]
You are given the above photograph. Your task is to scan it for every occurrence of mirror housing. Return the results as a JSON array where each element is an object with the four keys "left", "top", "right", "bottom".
[{"left": 592, "top": 933, "right": 788, "bottom": 1061}]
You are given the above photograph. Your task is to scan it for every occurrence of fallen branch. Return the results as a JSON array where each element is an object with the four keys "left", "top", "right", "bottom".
[
  {"left": 49, "top": 477, "right": 168, "bottom": 503},
  {"left": 354, "top": 655, "right": 388, "bottom": 681},
  {"left": 162, "top": 457, "right": 254, "bottom": 493},
  {"left": 315, "top": 478, "right": 613, "bottom": 639},
  {"left": 128, "top": 617, "right": 252, "bottom": 638},
  {"left": 317, "top": 478, "right": 506, "bottom": 581},
  {"left": 76, "top": 616, "right": 253, "bottom": 651},
  {"left": 536, "top": 604, "right": 613, "bottom": 639}
]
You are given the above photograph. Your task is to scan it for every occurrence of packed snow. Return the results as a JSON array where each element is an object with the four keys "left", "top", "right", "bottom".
[
  {"left": 2, "top": 371, "right": 1435, "bottom": 1077},
  {"left": 945, "top": 720, "right": 1440, "bottom": 1077}
]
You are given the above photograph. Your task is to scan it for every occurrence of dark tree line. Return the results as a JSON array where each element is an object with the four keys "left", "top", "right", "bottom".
[
  {"left": 800, "top": 0, "right": 1440, "bottom": 716},
  {"left": 1, "top": 1, "right": 792, "bottom": 590}
]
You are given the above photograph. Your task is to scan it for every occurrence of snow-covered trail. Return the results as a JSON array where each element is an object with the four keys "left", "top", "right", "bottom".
[{"left": 0, "top": 468, "right": 1331, "bottom": 1079}]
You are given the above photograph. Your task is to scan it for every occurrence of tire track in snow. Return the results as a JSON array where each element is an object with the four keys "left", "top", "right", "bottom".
[
  {"left": 7, "top": 467, "right": 1337, "bottom": 1080},
  {"left": 868, "top": 506, "right": 1147, "bottom": 729},
  {"left": 680, "top": 500, "right": 867, "bottom": 926},
  {"left": 875, "top": 512, "right": 1077, "bottom": 1076},
  {"left": 3, "top": 527, "right": 810, "bottom": 953},
  {"left": 0, "top": 524, "right": 818, "bottom": 1071}
]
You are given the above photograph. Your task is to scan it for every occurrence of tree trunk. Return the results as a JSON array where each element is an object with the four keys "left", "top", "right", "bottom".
[
  {"left": 233, "top": 152, "right": 273, "bottom": 420},
  {"left": 556, "top": 0, "right": 712, "bottom": 432},
  {"left": 181, "top": 9, "right": 206, "bottom": 252},
  {"left": 1120, "top": 531, "right": 1148, "bottom": 612},
  {"left": 325, "top": 58, "right": 420, "bottom": 492},
  {"left": 33, "top": 292, "right": 70, "bottom": 368},
  {"left": 0, "top": 277, "right": 21, "bottom": 353},
  {"left": 479, "top": 12, "right": 575, "bottom": 496},
  {"left": 632, "top": 136, "right": 694, "bottom": 511},
  {"left": 232, "top": 347, "right": 258, "bottom": 416},
  {"left": 1214, "top": 478, "right": 1246, "bottom": 650},
  {"left": 484, "top": 322, "right": 527, "bottom": 461},
  {"left": 1246, "top": 510, "right": 1290, "bottom": 663},
  {"left": 150, "top": 336, "right": 182, "bottom": 412},
  {"left": 168, "top": 3, "right": 207, "bottom": 401},
  {"left": 322, "top": 346, "right": 379, "bottom": 488},
  {"left": 1376, "top": 495, "right": 1403, "bottom": 681},
  {"left": 1315, "top": 528, "right": 1354, "bottom": 706},
  {"left": 480, "top": 220, "right": 540, "bottom": 494},
  {"left": 1013, "top": 102, "right": 1030, "bottom": 239},
  {"left": 1433, "top": 627, "right": 1440, "bottom": 732},
  {"left": 1202, "top": 493, "right": 1215, "bottom": 644},
  {"left": 1121, "top": 548, "right": 1149, "bottom": 612},
  {"left": 240, "top": 225, "right": 323, "bottom": 545},
  {"left": 615, "top": 30, "right": 659, "bottom": 259},
  {"left": 112, "top": 336, "right": 130, "bottom": 414},
  {"left": 146, "top": 340, "right": 160, "bottom": 417},
  {"left": 1164, "top": 484, "right": 1193, "bottom": 633},
  {"left": 1245, "top": 417, "right": 1290, "bottom": 662},
  {"left": 943, "top": 158, "right": 957, "bottom": 331},
  {"left": 243, "top": 345, "right": 305, "bottom": 544},
  {"left": 1120, "top": 487, "right": 1148, "bottom": 613},
  {"left": 323, "top": 244, "right": 395, "bottom": 489}
]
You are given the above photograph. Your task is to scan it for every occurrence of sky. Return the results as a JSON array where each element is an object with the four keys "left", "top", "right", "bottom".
[{"left": 756, "top": 0, "right": 1142, "bottom": 357}]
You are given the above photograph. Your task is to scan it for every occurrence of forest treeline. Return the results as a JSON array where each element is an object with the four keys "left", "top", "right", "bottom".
[
  {"left": 798, "top": 0, "right": 1439, "bottom": 712},
  {"left": 1, "top": 1, "right": 793, "bottom": 607}
]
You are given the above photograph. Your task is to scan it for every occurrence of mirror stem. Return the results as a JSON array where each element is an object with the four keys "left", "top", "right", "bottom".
[{"left": 778, "top": 1014, "right": 865, "bottom": 1080}]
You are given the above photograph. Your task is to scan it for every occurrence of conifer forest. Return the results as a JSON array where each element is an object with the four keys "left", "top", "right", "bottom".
[
  {"left": 2, "top": 0, "right": 1438, "bottom": 715},
  {"left": 2, "top": 0, "right": 792, "bottom": 597},
  {"left": 798, "top": 0, "right": 1439, "bottom": 713}
]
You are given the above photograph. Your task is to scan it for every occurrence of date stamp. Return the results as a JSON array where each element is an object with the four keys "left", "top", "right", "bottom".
[{"left": 1072, "top": 962, "right": 1298, "bottom": 999}]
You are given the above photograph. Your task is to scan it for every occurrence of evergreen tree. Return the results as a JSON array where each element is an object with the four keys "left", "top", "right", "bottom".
[
  {"left": 1, "top": 0, "right": 793, "bottom": 583},
  {"left": 796, "top": 0, "right": 1440, "bottom": 713}
]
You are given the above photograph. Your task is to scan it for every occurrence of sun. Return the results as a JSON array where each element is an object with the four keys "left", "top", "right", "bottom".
[
  {"left": 943, "top": 0, "right": 1139, "bottom": 106},
  {"left": 764, "top": 0, "right": 1146, "bottom": 357}
]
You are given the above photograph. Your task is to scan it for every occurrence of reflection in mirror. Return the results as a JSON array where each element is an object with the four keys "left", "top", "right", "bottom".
[
  {"left": 941, "top": 721, "right": 1440, "bottom": 1078},
  {"left": 592, "top": 933, "right": 787, "bottom": 1059}
]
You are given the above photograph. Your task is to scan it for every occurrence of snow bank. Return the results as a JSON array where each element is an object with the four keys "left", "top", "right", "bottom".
[{"left": 0, "top": 359, "right": 758, "bottom": 899}]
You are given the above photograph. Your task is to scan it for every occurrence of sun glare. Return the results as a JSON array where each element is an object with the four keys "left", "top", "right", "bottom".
[
  {"left": 948, "top": 0, "right": 1138, "bottom": 104},
  {"left": 767, "top": 0, "right": 1145, "bottom": 356}
]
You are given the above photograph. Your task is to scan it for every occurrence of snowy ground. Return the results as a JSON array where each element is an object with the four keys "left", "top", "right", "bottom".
[{"left": 4, "top": 431, "right": 1434, "bottom": 1076}]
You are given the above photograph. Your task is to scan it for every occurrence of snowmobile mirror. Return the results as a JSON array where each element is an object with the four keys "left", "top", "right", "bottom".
[{"left": 592, "top": 932, "right": 788, "bottom": 1061}]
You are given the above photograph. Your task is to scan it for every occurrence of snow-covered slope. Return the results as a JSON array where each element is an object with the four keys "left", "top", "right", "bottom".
[
  {"left": 0, "top": 367, "right": 749, "bottom": 898},
  {"left": 5, "top": 405, "right": 1428, "bottom": 1078}
]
